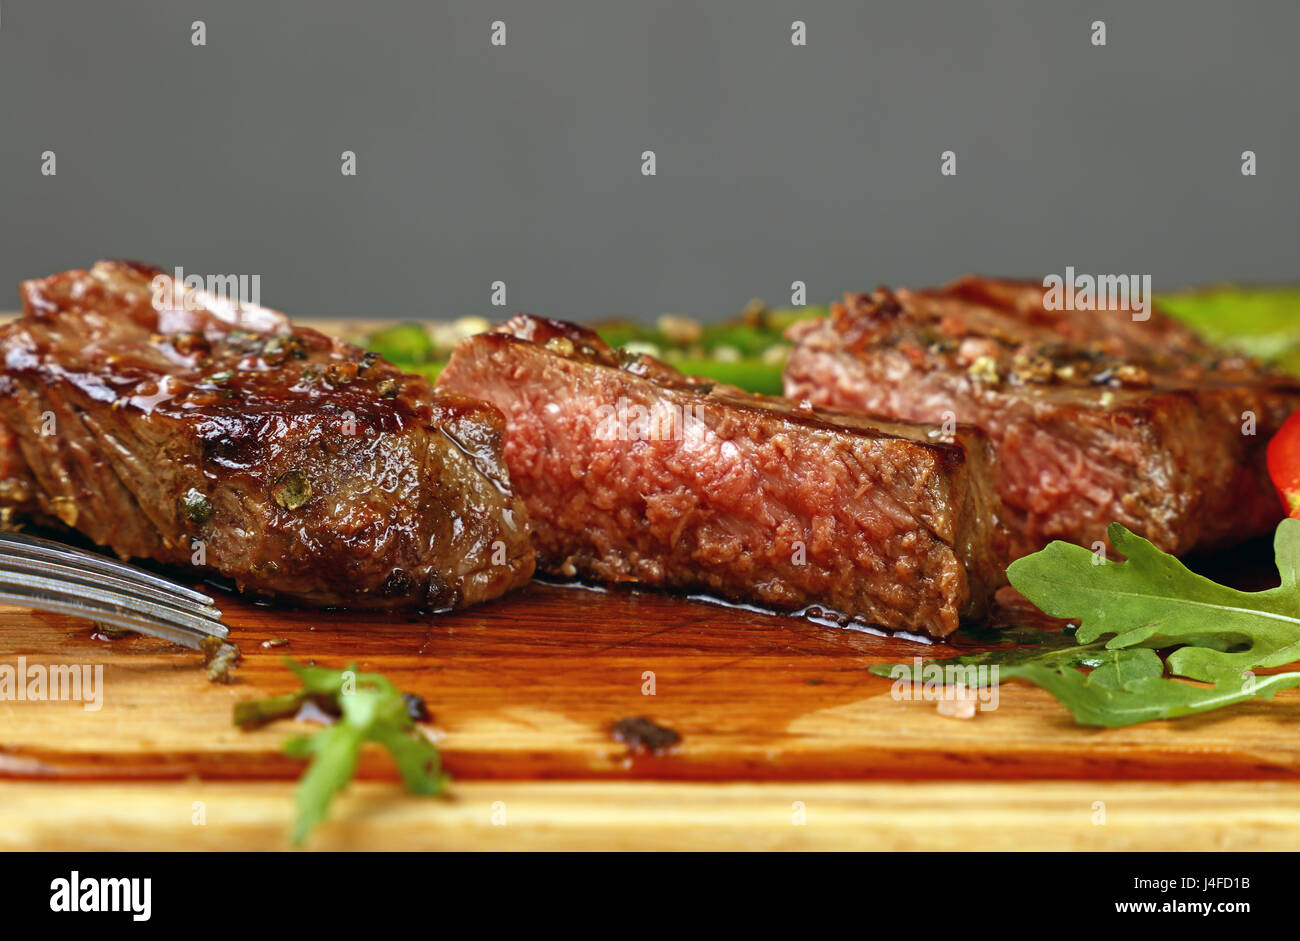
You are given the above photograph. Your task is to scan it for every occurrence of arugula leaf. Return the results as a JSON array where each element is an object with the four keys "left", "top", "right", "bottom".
[
  {"left": 1007, "top": 660, "right": 1300, "bottom": 728},
  {"left": 1158, "top": 287, "right": 1300, "bottom": 373},
  {"left": 236, "top": 659, "right": 449, "bottom": 845},
  {"left": 1008, "top": 520, "right": 1300, "bottom": 683},
  {"left": 868, "top": 624, "right": 1108, "bottom": 685},
  {"left": 876, "top": 519, "right": 1300, "bottom": 727}
]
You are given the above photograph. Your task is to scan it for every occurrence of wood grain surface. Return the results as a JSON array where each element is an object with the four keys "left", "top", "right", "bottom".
[
  {"left": 0, "top": 315, "right": 1294, "bottom": 849},
  {"left": 3, "top": 571, "right": 1299, "bottom": 787},
  {"left": 5, "top": 780, "right": 1298, "bottom": 851}
]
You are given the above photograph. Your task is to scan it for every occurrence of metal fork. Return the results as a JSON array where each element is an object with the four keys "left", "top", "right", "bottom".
[{"left": 0, "top": 530, "right": 227, "bottom": 650}]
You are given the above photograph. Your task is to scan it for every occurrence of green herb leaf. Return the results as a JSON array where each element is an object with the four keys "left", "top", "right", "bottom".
[
  {"left": 236, "top": 659, "right": 448, "bottom": 845},
  {"left": 1008, "top": 520, "right": 1300, "bottom": 683},
  {"left": 1004, "top": 663, "right": 1300, "bottom": 728},
  {"left": 867, "top": 624, "right": 1108, "bottom": 686},
  {"left": 876, "top": 519, "right": 1300, "bottom": 727},
  {"left": 370, "top": 723, "right": 448, "bottom": 795},
  {"left": 1158, "top": 287, "right": 1300, "bottom": 373},
  {"left": 287, "top": 722, "right": 365, "bottom": 845}
]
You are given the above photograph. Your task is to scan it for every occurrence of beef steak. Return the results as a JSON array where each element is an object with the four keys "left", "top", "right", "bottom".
[
  {"left": 785, "top": 277, "right": 1300, "bottom": 559},
  {"left": 437, "top": 313, "right": 1007, "bottom": 637},
  {"left": 0, "top": 261, "right": 534, "bottom": 610}
]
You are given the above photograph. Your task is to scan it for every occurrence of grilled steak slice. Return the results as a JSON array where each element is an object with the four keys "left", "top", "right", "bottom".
[
  {"left": 0, "top": 261, "right": 534, "bottom": 610},
  {"left": 785, "top": 277, "right": 1300, "bottom": 560},
  {"left": 0, "top": 422, "right": 39, "bottom": 528},
  {"left": 437, "top": 314, "right": 1007, "bottom": 637}
]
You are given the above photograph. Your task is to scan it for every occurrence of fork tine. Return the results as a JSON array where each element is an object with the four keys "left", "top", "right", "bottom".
[
  {"left": 0, "top": 531, "right": 216, "bottom": 605},
  {"left": 0, "top": 531, "right": 229, "bottom": 650},
  {"left": 0, "top": 552, "right": 223, "bottom": 621},
  {"left": 0, "top": 569, "right": 228, "bottom": 640},
  {"left": 0, "top": 587, "right": 218, "bottom": 651}
]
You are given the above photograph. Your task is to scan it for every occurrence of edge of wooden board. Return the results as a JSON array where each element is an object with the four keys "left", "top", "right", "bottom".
[{"left": 2, "top": 780, "right": 1297, "bottom": 851}]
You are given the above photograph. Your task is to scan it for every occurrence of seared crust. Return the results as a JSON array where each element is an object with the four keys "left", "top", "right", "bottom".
[
  {"left": 785, "top": 277, "right": 1300, "bottom": 558},
  {"left": 0, "top": 261, "right": 534, "bottom": 610}
]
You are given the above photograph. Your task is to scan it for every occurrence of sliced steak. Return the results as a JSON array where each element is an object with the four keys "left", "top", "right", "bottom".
[
  {"left": 0, "top": 261, "right": 534, "bottom": 610},
  {"left": 0, "top": 421, "right": 39, "bottom": 528},
  {"left": 785, "top": 276, "right": 1300, "bottom": 559},
  {"left": 437, "top": 314, "right": 1007, "bottom": 638}
]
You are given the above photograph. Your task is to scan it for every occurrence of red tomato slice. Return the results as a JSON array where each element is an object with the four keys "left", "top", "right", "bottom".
[{"left": 1267, "top": 407, "right": 1300, "bottom": 518}]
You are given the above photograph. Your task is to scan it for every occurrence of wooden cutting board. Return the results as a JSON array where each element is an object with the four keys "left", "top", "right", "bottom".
[
  {"left": 5, "top": 572, "right": 1300, "bottom": 851},
  {"left": 4, "top": 569, "right": 1300, "bottom": 785},
  {"left": 3, "top": 316, "right": 1298, "bottom": 849}
]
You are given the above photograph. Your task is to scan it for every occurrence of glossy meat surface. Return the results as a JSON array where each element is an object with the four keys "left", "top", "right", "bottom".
[
  {"left": 785, "top": 277, "right": 1300, "bottom": 558},
  {"left": 439, "top": 314, "right": 1007, "bottom": 637},
  {"left": 0, "top": 262, "right": 534, "bottom": 609}
]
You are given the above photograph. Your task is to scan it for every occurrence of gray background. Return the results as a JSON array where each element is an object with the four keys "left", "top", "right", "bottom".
[{"left": 0, "top": 1, "right": 1295, "bottom": 321}]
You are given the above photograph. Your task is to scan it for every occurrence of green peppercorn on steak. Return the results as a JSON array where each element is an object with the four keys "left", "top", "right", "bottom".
[{"left": 0, "top": 261, "right": 534, "bottom": 609}]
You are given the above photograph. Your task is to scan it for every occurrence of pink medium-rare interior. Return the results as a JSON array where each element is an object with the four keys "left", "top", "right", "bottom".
[{"left": 441, "top": 337, "right": 973, "bottom": 636}]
